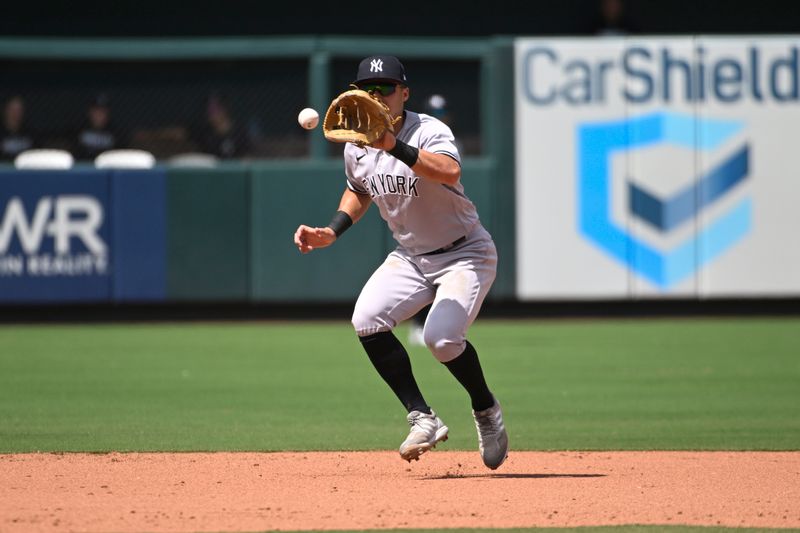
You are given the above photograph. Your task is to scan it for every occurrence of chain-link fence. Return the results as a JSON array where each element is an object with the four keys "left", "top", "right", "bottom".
[
  {"left": 2, "top": 52, "right": 483, "bottom": 163},
  {"left": 3, "top": 58, "right": 310, "bottom": 163}
]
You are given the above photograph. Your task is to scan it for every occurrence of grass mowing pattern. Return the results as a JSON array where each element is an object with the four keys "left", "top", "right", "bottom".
[{"left": 0, "top": 318, "right": 798, "bottom": 452}]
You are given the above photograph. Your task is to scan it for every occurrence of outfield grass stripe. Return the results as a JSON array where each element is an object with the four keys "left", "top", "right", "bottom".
[{"left": 1, "top": 318, "right": 798, "bottom": 452}]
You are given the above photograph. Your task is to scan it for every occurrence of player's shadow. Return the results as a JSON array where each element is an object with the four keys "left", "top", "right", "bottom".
[{"left": 422, "top": 473, "right": 606, "bottom": 480}]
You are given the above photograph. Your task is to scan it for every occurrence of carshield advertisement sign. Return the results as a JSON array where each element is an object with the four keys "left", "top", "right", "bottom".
[{"left": 515, "top": 37, "right": 800, "bottom": 299}]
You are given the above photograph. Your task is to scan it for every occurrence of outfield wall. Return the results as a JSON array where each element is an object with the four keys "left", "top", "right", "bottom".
[
  {"left": 0, "top": 36, "right": 516, "bottom": 305},
  {"left": 0, "top": 161, "right": 499, "bottom": 304},
  {"left": 1, "top": 35, "right": 799, "bottom": 304}
]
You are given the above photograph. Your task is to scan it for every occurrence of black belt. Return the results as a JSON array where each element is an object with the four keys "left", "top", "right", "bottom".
[{"left": 421, "top": 236, "right": 466, "bottom": 255}]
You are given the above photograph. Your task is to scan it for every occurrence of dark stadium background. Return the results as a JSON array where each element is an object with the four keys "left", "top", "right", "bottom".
[{"left": 4, "top": 0, "right": 799, "bottom": 37}]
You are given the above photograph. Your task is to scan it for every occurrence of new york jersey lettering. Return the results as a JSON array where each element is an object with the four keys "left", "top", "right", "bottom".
[{"left": 363, "top": 174, "right": 419, "bottom": 198}]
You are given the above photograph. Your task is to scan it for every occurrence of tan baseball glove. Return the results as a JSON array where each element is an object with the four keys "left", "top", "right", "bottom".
[{"left": 322, "top": 89, "right": 399, "bottom": 147}]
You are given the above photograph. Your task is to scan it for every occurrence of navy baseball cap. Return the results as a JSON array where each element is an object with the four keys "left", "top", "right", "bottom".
[{"left": 354, "top": 55, "right": 408, "bottom": 86}]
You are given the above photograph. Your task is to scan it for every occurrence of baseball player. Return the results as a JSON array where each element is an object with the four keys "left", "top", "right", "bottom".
[{"left": 293, "top": 55, "right": 508, "bottom": 469}]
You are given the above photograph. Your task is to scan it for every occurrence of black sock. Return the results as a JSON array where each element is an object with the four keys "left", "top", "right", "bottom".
[
  {"left": 359, "top": 331, "right": 431, "bottom": 414},
  {"left": 443, "top": 341, "right": 495, "bottom": 411}
]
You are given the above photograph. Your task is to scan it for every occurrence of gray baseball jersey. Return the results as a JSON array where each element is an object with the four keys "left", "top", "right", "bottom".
[{"left": 343, "top": 111, "right": 480, "bottom": 256}]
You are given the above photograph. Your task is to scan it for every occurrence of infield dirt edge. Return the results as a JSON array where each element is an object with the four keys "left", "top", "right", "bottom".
[{"left": 3, "top": 450, "right": 800, "bottom": 532}]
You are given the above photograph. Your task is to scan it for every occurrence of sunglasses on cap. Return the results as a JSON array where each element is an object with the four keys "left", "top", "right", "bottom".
[{"left": 358, "top": 83, "right": 398, "bottom": 96}]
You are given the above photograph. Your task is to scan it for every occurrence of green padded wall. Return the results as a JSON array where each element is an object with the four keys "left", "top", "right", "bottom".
[
  {"left": 484, "top": 37, "right": 516, "bottom": 300},
  {"left": 166, "top": 167, "right": 250, "bottom": 300},
  {"left": 250, "top": 161, "right": 386, "bottom": 302}
]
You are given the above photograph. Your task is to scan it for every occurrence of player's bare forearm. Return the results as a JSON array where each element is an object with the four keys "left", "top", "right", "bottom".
[
  {"left": 338, "top": 188, "right": 372, "bottom": 223},
  {"left": 411, "top": 149, "right": 461, "bottom": 186},
  {"left": 373, "top": 132, "right": 460, "bottom": 186}
]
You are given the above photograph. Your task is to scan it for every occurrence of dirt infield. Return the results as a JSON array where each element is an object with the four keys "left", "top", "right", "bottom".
[{"left": 2, "top": 451, "right": 799, "bottom": 532}]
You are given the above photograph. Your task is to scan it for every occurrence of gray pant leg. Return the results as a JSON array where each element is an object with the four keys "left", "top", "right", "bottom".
[
  {"left": 421, "top": 230, "right": 498, "bottom": 362},
  {"left": 351, "top": 251, "right": 436, "bottom": 337}
]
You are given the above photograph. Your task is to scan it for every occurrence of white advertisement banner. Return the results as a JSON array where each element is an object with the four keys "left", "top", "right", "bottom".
[{"left": 515, "top": 37, "right": 800, "bottom": 299}]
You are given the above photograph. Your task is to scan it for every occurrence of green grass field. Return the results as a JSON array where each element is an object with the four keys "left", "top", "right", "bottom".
[{"left": 1, "top": 317, "right": 798, "bottom": 453}]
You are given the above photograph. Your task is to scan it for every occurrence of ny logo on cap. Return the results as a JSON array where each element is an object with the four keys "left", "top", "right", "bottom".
[{"left": 370, "top": 59, "right": 383, "bottom": 73}]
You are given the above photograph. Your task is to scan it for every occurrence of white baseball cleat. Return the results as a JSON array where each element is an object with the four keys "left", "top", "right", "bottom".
[
  {"left": 473, "top": 396, "right": 509, "bottom": 470},
  {"left": 399, "top": 410, "right": 449, "bottom": 462}
]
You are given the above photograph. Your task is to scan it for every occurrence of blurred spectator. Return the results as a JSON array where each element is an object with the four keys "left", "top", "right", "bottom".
[
  {"left": 424, "top": 94, "right": 464, "bottom": 154},
  {"left": 1, "top": 95, "right": 36, "bottom": 162},
  {"left": 586, "top": 0, "right": 640, "bottom": 36},
  {"left": 425, "top": 94, "right": 450, "bottom": 122},
  {"left": 194, "top": 92, "right": 250, "bottom": 159},
  {"left": 74, "top": 93, "right": 121, "bottom": 161}
]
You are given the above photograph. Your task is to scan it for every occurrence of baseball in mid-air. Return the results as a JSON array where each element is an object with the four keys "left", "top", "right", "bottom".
[{"left": 298, "top": 107, "right": 319, "bottom": 130}]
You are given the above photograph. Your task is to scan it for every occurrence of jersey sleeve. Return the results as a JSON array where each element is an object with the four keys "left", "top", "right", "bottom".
[
  {"left": 343, "top": 144, "right": 368, "bottom": 194},
  {"left": 419, "top": 116, "right": 461, "bottom": 165}
]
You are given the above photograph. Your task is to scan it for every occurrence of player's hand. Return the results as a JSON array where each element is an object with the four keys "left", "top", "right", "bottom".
[
  {"left": 370, "top": 130, "right": 397, "bottom": 152},
  {"left": 293, "top": 225, "right": 337, "bottom": 254}
]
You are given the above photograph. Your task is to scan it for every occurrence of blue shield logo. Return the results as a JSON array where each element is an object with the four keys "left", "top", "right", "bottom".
[{"left": 578, "top": 111, "right": 752, "bottom": 289}]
